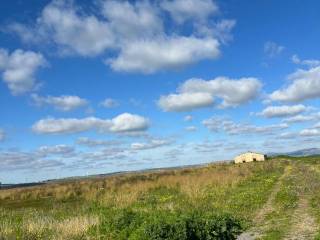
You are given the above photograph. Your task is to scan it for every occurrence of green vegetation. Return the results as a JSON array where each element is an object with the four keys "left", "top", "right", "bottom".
[
  {"left": 260, "top": 165, "right": 298, "bottom": 239},
  {"left": 0, "top": 157, "right": 319, "bottom": 239}
]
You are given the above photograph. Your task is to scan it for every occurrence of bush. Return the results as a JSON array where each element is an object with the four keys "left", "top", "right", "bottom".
[
  {"left": 142, "top": 213, "right": 187, "bottom": 240},
  {"left": 102, "top": 209, "right": 244, "bottom": 240},
  {"left": 97, "top": 208, "right": 144, "bottom": 239},
  {"left": 185, "top": 212, "right": 243, "bottom": 240}
]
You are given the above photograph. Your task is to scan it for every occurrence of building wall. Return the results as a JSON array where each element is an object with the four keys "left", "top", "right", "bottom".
[{"left": 234, "top": 152, "right": 265, "bottom": 164}]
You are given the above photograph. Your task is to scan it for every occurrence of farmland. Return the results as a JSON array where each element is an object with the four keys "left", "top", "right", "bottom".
[{"left": 0, "top": 156, "right": 320, "bottom": 239}]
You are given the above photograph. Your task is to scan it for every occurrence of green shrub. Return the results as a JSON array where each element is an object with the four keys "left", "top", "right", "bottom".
[
  {"left": 97, "top": 208, "right": 144, "bottom": 239},
  {"left": 185, "top": 212, "right": 243, "bottom": 240},
  {"left": 141, "top": 213, "right": 187, "bottom": 240},
  {"left": 94, "top": 208, "right": 243, "bottom": 239},
  {"left": 105, "top": 210, "right": 244, "bottom": 240}
]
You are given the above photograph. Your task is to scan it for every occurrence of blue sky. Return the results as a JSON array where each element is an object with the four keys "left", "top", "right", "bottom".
[{"left": 0, "top": 0, "right": 320, "bottom": 183}]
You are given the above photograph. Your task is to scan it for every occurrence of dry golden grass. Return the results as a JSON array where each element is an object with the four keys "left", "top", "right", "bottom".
[
  {"left": 0, "top": 159, "right": 288, "bottom": 239},
  {"left": 54, "top": 215, "right": 99, "bottom": 239},
  {"left": 22, "top": 215, "right": 99, "bottom": 239},
  {"left": 0, "top": 222, "right": 14, "bottom": 236},
  {"left": 0, "top": 161, "right": 271, "bottom": 207}
]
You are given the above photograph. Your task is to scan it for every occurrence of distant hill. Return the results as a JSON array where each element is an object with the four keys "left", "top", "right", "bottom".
[{"left": 269, "top": 148, "right": 320, "bottom": 157}]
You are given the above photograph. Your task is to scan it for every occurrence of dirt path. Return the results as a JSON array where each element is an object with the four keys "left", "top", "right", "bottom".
[
  {"left": 237, "top": 166, "right": 291, "bottom": 240},
  {"left": 284, "top": 197, "right": 318, "bottom": 240},
  {"left": 284, "top": 165, "right": 319, "bottom": 240},
  {"left": 238, "top": 163, "right": 319, "bottom": 240},
  {"left": 254, "top": 166, "right": 291, "bottom": 223}
]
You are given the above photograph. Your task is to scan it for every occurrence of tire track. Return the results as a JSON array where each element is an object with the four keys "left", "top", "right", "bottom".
[{"left": 237, "top": 165, "right": 291, "bottom": 240}]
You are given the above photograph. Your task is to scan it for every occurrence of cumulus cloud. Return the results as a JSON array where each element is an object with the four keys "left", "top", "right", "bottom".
[
  {"left": 257, "top": 104, "right": 307, "bottom": 118},
  {"left": 109, "top": 36, "right": 220, "bottom": 73},
  {"left": 32, "top": 117, "right": 104, "bottom": 134},
  {"left": 160, "top": 0, "right": 219, "bottom": 24},
  {"left": 269, "top": 66, "right": 320, "bottom": 102},
  {"left": 279, "top": 122, "right": 320, "bottom": 139},
  {"left": 31, "top": 94, "right": 88, "bottom": 111},
  {"left": 158, "top": 76, "right": 262, "bottom": 112},
  {"left": 109, "top": 113, "right": 149, "bottom": 133},
  {"left": 0, "top": 129, "right": 5, "bottom": 141},
  {"left": 202, "top": 117, "right": 288, "bottom": 135},
  {"left": 10, "top": 0, "right": 114, "bottom": 56},
  {"left": 101, "top": 0, "right": 162, "bottom": 39},
  {"left": 0, "top": 48, "right": 46, "bottom": 95},
  {"left": 158, "top": 92, "right": 214, "bottom": 112},
  {"left": 32, "top": 113, "right": 149, "bottom": 135},
  {"left": 100, "top": 98, "right": 119, "bottom": 108},
  {"left": 264, "top": 41, "right": 284, "bottom": 58},
  {"left": 9, "top": 0, "right": 232, "bottom": 74},
  {"left": 180, "top": 77, "right": 262, "bottom": 108},
  {"left": 131, "top": 139, "right": 171, "bottom": 150},
  {"left": 292, "top": 55, "right": 320, "bottom": 68}
]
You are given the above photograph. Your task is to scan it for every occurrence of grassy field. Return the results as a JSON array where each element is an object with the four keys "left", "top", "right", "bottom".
[{"left": 0, "top": 156, "right": 319, "bottom": 239}]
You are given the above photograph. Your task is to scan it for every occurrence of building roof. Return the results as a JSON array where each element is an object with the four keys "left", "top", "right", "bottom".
[{"left": 237, "top": 151, "right": 264, "bottom": 156}]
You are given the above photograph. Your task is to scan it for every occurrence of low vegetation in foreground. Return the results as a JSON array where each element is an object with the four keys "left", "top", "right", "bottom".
[{"left": 0, "top": 156, "right": 320, "bottom": 239}]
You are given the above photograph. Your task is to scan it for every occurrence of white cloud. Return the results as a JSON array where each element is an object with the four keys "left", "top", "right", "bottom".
[
  {"left": 32, "top": 113, "right": 149, "bottom": 135},
  {"left": 197, "top": 19, "right": 236, "bottom": 44},
  {"left": 279, "top": 132, "right": 297, "bottom": 139},
  {"left": 160, "top": 0, "right": 219, "bottom": 24},
  {"left": 37, "top": 144, "right": 75, "bottom": 157},
  {"left": 0, "top": 48, "right": 46, "bottom": 95},
  {"left": 181, "top": 77, "right": 262, "bottom": 108},
  {"left": 100, "top": 98, "right": 119, "bottom": 108},
  {"left": 109, "top": 36, "right": 220, "bottom": 73},
  {"left": 284, "top": 114, "right": 316, "bottom": 123},
  {"left": 131, "top": 139, "right": 171, "bottom": 150},
  {"left": 0, "top": 150, "right": 64, "bottom": 171},
  {"left": 11, "top": 0, "right": 114, "bottom": 56},
  {"left": 0, "top": 129, "right": 5, "bottom": 141},
  {"left": 300, "top": 128, "right": 320, "bottom": 137},
  {"left": 158, "top": 92, "right": 214, "bottom": 112},
  {"left": 264, "top": 41, "right": 284, "bottom": 58},
  {"left": 76, "top": 137, "right": 121, "bottom": 147},
  {"left": 203, "top": 117, "right": 288, "bottom": 135},
  {"left": 102, "top": 0, "right": 163, "bottom": 40},
  {"left": 109, "top": 113, "right": 149, "bottom": 133},
  {"left": 77, "top": 147, "right": 127, "bottom": 163},
  {"left": 31, "top": 94, "right": 88, "bottom": 111},
  {"left": 291, "top": 55, "right": 320, "bottom": 68},
  {"left": 257, "top": 104, "right": 307, "bottom": 118},
  {"left": 32, "top": 117, "right": 105, "bottom": 134},
  {"left": 279, "top": 122, "right": 320, "bottom": 139},
  {"left": 269, "top": 66, "right": 320, "bottom": 102},
  {"left": 184, "top": 115, "right": 193, "bottom": 121},
  {"left": 158, "top": 76, "right": 261, "bottom": 112},
  {"left": 10, "top": 0, "right": 233, "bottom": 73},
  {"left": 185, "top": 126, "right": 197, "bottom": 131},
  {"left": 40, "top": 0, "right": 115, "bottom": 56}
]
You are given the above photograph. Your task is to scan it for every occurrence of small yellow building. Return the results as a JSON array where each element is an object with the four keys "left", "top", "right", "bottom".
[{"left": 234, "top": 152, "right": 266, "bottom": 164}]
